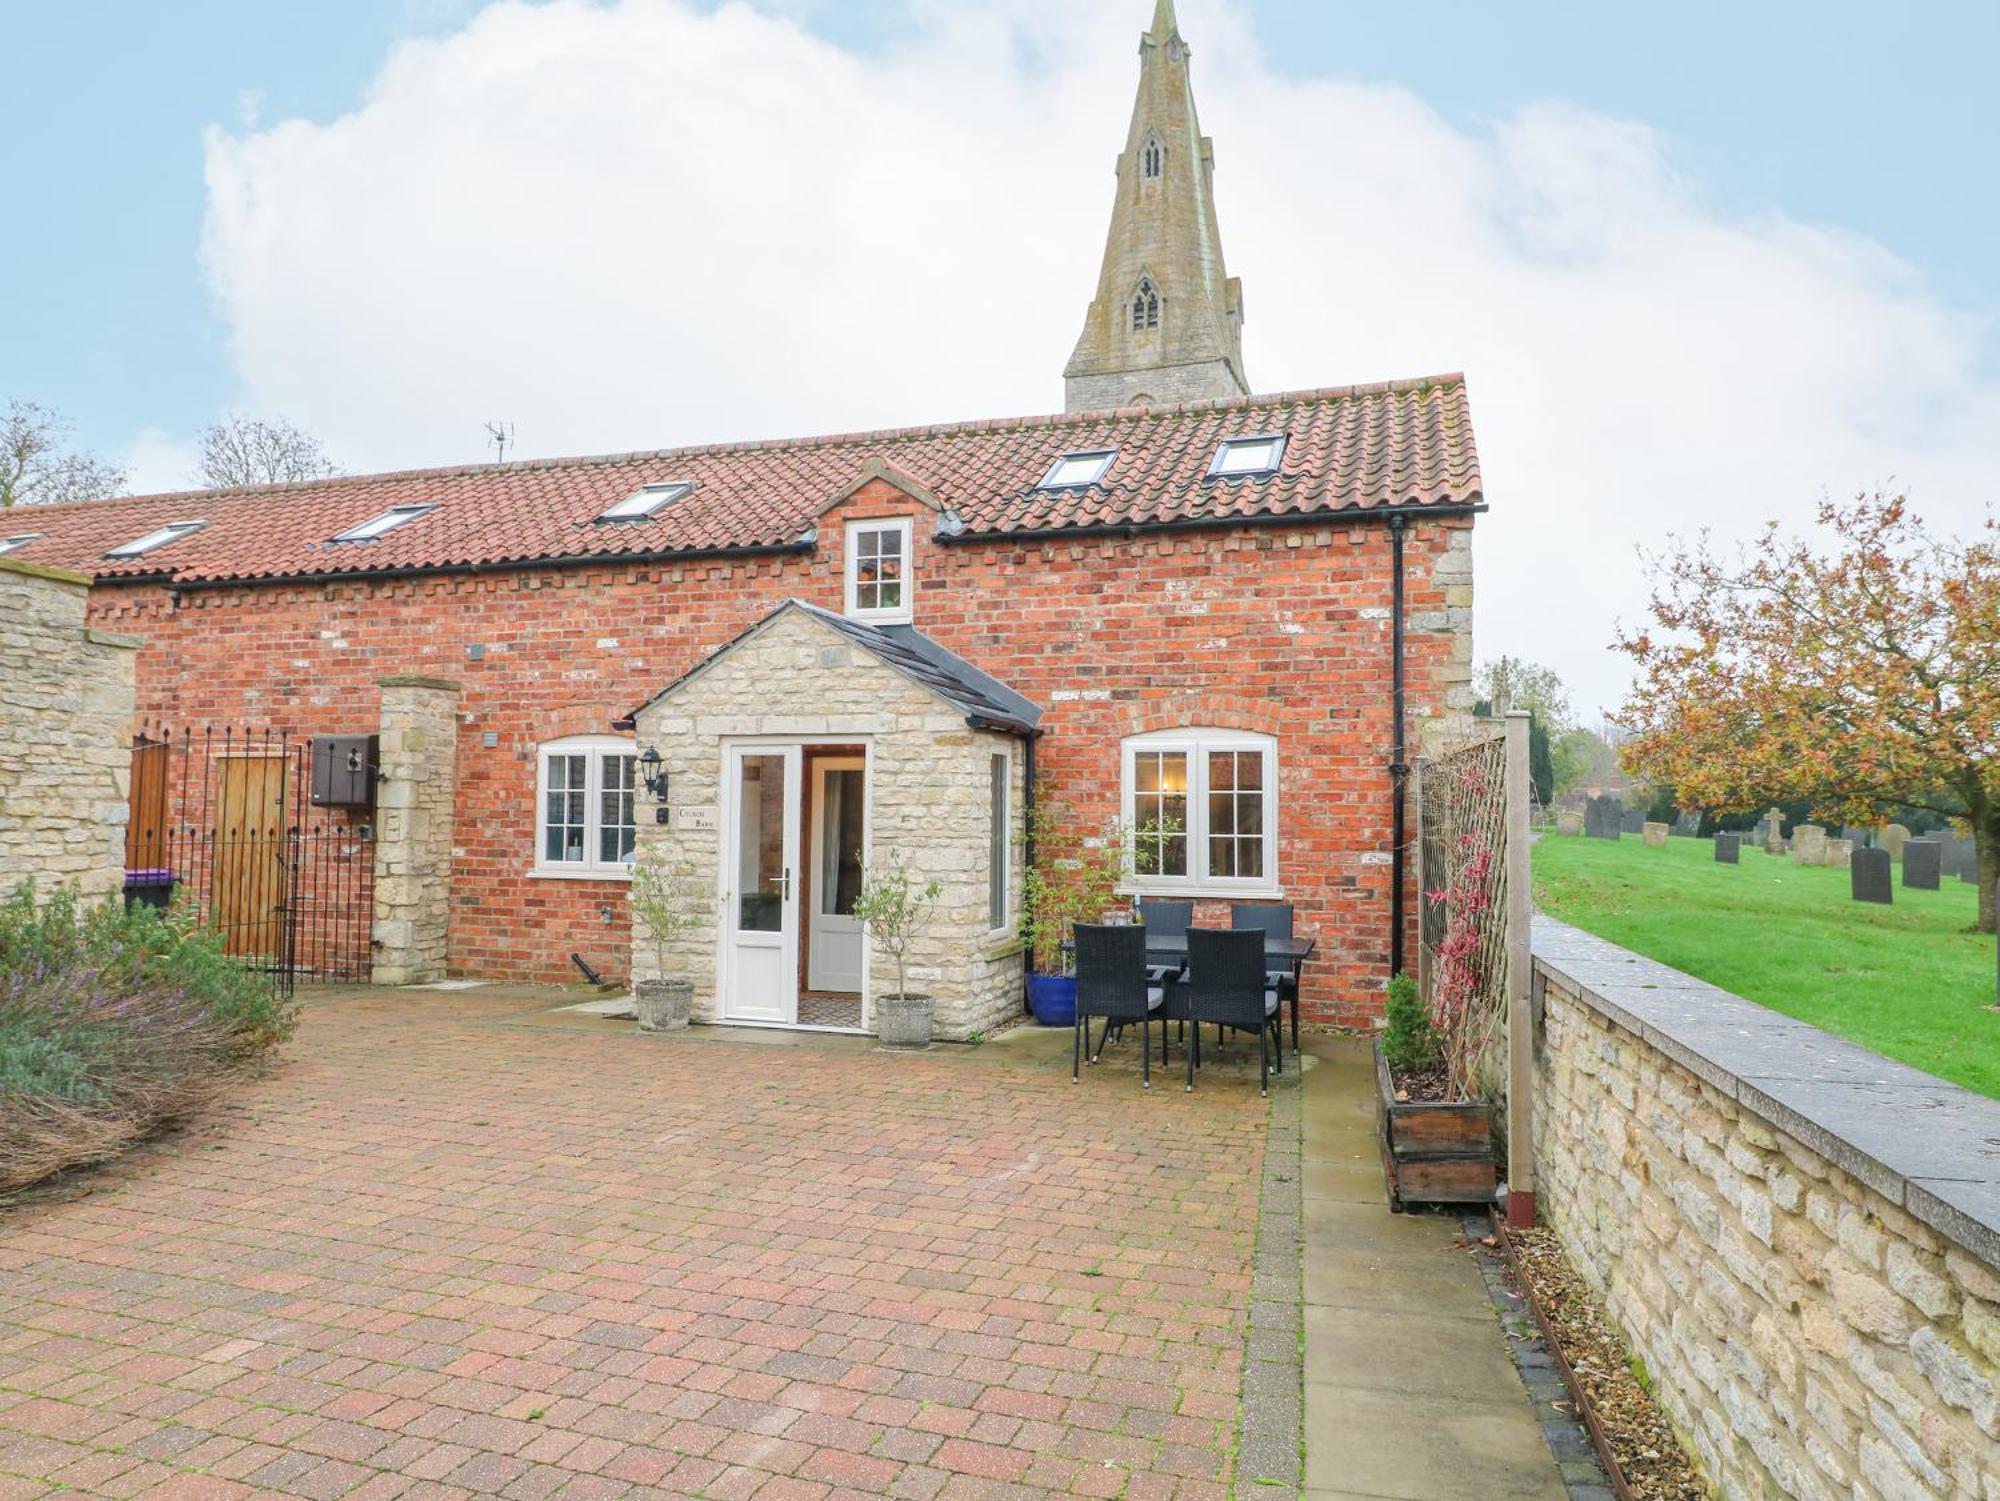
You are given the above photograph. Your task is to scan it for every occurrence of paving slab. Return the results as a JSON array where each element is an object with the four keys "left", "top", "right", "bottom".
[{"left": 1299, "top": 1038, "right": 1569, "bottom": 1501}]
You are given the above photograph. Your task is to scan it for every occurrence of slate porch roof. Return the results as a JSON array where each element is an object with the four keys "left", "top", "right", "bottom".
[
  {"left": 627, "top": 599, "right": 1043, "bottom": 737},
  {"left": 3, "top": 375, "right": 1481, "bottom": 588}
]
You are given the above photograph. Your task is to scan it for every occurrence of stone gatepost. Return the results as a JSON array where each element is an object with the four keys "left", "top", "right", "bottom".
[
  {"left": 370, "top": 676, "right": 461, "bottom": 985},
  {"left": 0, "top": 558, "right": 140, "bottom": 905}
]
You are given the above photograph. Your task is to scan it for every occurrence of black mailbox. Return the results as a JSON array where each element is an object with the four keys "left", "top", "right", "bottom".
[{"left": 310, "top": 734, "right": 379, "bottom": 809}]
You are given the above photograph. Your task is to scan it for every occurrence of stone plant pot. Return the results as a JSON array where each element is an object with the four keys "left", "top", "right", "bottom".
[
  {"left": 635, "top": 978, "right": 692, "bottom": 1033},
  {"left": 876, "top": 993, "right": 935, "bottom": 1050}
]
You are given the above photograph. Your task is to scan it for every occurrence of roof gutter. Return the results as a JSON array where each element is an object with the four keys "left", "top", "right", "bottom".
[{"left": 934, "top": 499, "right": 1486, "bottom": 547}]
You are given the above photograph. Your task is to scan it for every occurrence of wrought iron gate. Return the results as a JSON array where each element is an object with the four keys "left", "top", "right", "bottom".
[{"left": 127, "top": 726, "right": 377, "bottom": 997}]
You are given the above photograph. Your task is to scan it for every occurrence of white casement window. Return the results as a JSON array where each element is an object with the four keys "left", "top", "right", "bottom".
[
  {"left": 988, "top": 751, "right": 1011, "bottom": 933},
  {"left": 844, "top": 517, "right": 914, "bottom": 624},
  {"left": 1121, "top": 728, "right": 1279, "bottom": 895},
  {"left": 533, "top": 735, "right": 637, "bottom": 878}
]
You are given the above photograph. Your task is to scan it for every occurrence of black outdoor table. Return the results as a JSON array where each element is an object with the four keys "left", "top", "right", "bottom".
[{"left": 1141, "top": 930, "right": 1317, "bottom": 1052}]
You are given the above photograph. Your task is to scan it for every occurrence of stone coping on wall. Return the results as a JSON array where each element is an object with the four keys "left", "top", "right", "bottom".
[{"left": 1531, "top": 915, "right": 2000, "bottom": 1271}]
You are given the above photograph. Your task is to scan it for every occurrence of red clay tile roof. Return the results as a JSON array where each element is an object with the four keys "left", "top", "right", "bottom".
[{"left": 6, "top": 376, "right": 1480, "bottom": 587}]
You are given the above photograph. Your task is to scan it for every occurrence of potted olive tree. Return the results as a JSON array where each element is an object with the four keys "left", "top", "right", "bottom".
[
  {"left": 852, "top": 852, "right": 941, "bottom": 1049},
  {"left": 1019, "top": 803, "right": 1134, "bottom": 1027},
  {"left": 627, "top": 854, "right": 702, "bottom": 1032}
]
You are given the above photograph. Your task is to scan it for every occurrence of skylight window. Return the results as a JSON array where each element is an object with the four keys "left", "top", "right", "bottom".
[
  {"left": 1037, "top": 450, "right": 1117, "bottom": 490},
  {"left": 1208, "top": 434, "right": 1287, "bottom": 478},
  {"left": 598, "top": 482, "right": 692, "bottom": 522},
  {"left": 0, "top": 533, "right": 42, "bottom": 556},
  {"left": 331, "top": 504, "right": 436, "bottom": 543},
  {"left": 106, "top": 520, "right": 206, "bottom": 560}
]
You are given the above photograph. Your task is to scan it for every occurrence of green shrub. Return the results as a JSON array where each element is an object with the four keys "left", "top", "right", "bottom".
[
  {"left": 1381, "top": 971, "right": 1441, "bottom": 1074},
  {"left": 1, "top": 881, "right": 296, "bottom": 1191}
]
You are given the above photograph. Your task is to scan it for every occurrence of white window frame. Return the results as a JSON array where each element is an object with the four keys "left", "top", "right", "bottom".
[
  {"left": 107, "top": 519, "right": 206, "bottom": 559},
  {"left": 531, "top": 735, "right": 638, "bottom": 879},
  {"left": 987, "top": 749, "right": 1013, "bottom": 937},
  {"left": 598, "top": 481, "right": 692, "bottom": 522},
  {"left": 843, "top": 517, "right": 914, "bottom": 624},
  {"left": 1037, "top": 449, "right": 1117, "bottom": 491},
  {"left": 331, "top": 503, "right": 436, "bottom": 543},
  {"left": 1120, "top": 728, "right": 1280, "bottom": 897},
  {"left": 1207, "top": 433, "right": 1288, "bottom": 479},
  {"left": 0, "top": 533, "right": 42, "bottom": 555}
]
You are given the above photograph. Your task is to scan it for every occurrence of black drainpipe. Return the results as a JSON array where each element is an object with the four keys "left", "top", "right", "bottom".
[
  {"left": 1388, "top": 514, "right": 1409, "bottom": 979},
  {"left": 1021, "top": 732, "right": 1038, "bottom": 1012}
]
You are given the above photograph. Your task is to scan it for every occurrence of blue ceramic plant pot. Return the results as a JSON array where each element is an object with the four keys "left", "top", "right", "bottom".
[{"left": 1025, "top": 971, "right": 1077, "bottom": 1027}]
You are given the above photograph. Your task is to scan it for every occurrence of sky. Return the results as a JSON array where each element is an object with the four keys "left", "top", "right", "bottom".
[{"left": 3, "top": 0, "right": 1996, "bottom": 718}]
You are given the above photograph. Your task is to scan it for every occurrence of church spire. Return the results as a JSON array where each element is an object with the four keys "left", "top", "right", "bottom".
[{"left": 1063, "top": 0, "right": 1248, "bottom": 413}]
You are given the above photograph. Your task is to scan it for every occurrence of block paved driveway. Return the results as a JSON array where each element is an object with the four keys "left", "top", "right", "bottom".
[{"left": 0, "top": 989, "right": 1273, "bottom": 1500}]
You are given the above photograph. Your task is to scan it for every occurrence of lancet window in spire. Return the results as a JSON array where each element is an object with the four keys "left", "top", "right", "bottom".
[
  {"left": 1132, "top": 277, "right": 1160, "bottom": 331},
  {"left": 1142, "top": 135, "right": 1163, "bottom": 179}
]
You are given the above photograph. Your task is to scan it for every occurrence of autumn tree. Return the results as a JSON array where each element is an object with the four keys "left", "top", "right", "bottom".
[
  {"left": 1618, "top": 492, "right": 2000, "bottom": 929},
  {"left": 194, "top": 415, "right": 339, "bottom": 489},
  {"left": 1, "top": 400, "right": 127, "bottom": 507}
]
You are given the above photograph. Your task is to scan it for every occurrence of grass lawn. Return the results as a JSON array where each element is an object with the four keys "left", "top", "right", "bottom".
[{"left": 1532, "top": 833, "right": 2000, "bottom": 1099}]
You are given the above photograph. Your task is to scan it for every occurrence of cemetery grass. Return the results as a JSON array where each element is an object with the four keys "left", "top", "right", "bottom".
[{"left": 1533, "top": 834, "right": 1999, "bottom": 1099}]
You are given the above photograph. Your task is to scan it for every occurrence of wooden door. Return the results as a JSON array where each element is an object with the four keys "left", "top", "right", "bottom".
[
  {"left": 213, "top": 755, "right": 290, "bottom": 957},
  {"left": 124, "top": 741, "right": 170, "bottom": 872}
]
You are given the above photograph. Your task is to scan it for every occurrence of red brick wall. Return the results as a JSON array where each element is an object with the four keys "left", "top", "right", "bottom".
[{"left": 87, "top": 488, "right": 1470, "bottom": 1026}]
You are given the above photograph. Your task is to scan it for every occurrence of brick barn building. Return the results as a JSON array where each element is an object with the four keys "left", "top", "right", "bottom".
[{"left": 3, "top": 2, "right": 1481, "bottom": 1036}]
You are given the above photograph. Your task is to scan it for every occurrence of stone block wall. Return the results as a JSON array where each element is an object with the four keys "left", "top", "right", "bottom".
[
  {"left": 1531, "top": 919, "right": 2000, "bottom": 1500},
  {"left": 0, "top": 559, "right": 139, "bottom": 904},
  {"left": 371, "top": 676, "right": 461, "bottom": 984},
  {"left": 633, "top": 606, "right": 1025, "bottom": 1040}
]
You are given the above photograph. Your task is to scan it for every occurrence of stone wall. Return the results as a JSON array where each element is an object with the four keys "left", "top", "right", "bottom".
[
  {"left": 0, "top": 559, "right": 139, "bottom": 904},
  {"left": 633, "top": 606, "right": 1024, "bottom": 1040},
  {"left": 371, "top": 676, "right": 461, "bottom": 984},
  {"left": 1531, "top": 919, "right": 2000, "bottom": 1500}
]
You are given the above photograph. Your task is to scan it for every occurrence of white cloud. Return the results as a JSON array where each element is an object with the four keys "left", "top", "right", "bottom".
[
  {"left": 198, "top": 0, "right": 2000, "bottom": 715},
  {"left": 121, "top": 428, "right": 202, "bottom": 498}
]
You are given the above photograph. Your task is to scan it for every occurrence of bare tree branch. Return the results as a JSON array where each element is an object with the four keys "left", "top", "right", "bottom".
[{"left": 0, "top": 400, "right": 128, "bottom": 507}]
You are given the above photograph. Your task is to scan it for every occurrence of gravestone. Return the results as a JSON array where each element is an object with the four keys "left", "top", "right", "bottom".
[
  {"left": 1672, "top": 810, "right": 1702, "bottom": 837},
  {"left": 1948, "top": 835, "right": 1977, "bottom": 878},
  {"left": 1762, "top": 808, "right": 1787, "bottom": 855},
  {"left": 1903, "top": 840, "right": 1941, "bottom": 891},
  {"left": 1586, "top": 796, "right": 1622, "bottom": 840},
  {"left": 1840, "top": 825, "right": 1871, "bottom": 849},
  {"left": 1621, "top": 808, "right": 1647, "bottom": 835},
  {"left": 1851, "top": 847, "right": 1892, "bottom": 905},
  {"left": 1555, "top": 810, "right": 1584, "bottom": 837},
  {"left": 1825, "top": 838, "right": 1853, "bottom": 870},
  {"left": 1963, "top": 844, "right": 1982, "bottom": 885},
  {"left": 1881, "top": 823, "right": 1911, "bottom": 863},
  {"left": 1714, "top": 833, "right": 1740, "bottom": 864},
  {"left": 1642, "top": 821, "right": 1669, "bottom": 848},
  {"left": 1790, "top": 824, "right": 1828, "bottom": 866}
]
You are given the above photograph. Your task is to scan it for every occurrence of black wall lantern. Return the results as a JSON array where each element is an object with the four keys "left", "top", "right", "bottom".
[{"left": 639, "top": 746, "right": 671, "bottom": 823}]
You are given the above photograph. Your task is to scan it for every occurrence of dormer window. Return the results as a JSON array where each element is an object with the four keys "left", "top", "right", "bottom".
[
  {"left": 598, "top": 481, "right": 692, "bottom": 523},
  {"left": 107, "top": 520, "right": 206, "bottom": 560},
  {"left": 1038, "top": 450, "right": 1117, "bottom": 491},
  {"left": 1208, "top": 434, "right": 1287, "bottom": 478},
  {"left": 331, "top": 503, "right": 436, "bottom": 543},
  {"left": 1142, "top": 135, "right": 1164, "bottom": 179},
  {"left": 844, "top": 517, "right": 913, "bottom": 624},
  {"left": 0, "top": 533, "right": 42, "bottom": 556},
  {"left": 1132, "top": 277, "right": 1160, "bottom": 332}
]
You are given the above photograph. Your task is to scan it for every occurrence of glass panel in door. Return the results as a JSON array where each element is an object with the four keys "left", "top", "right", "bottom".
[
  {"left": 819, "top": 768, "right": 864, "bottom": 918},
  {"left": 735, "top": 753, "right": 786, "bottom": 933}
]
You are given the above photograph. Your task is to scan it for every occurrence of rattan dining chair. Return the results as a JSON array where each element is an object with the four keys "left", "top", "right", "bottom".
[
  {"left": 1232, "top": 900, "right": 1301, "bottom": 1050},
  {"left": 1072, "top": 923, "right": 1167, "bottom": 1088},
  {"left": 1184, "top": 928, "right": 1283, "bottom": 1095}
]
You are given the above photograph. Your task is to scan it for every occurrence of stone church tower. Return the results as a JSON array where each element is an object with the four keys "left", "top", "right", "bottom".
[{"left": 1064, "top": 0, "right": 1249, "bottom": 413}]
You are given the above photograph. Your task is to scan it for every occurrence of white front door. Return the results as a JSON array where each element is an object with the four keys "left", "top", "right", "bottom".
[
  {"left": 720, "top": 744, "right": 801, "bottom": 1023},
  {"left": 808, "top": 758, "right": 865, "bottom": 993}
]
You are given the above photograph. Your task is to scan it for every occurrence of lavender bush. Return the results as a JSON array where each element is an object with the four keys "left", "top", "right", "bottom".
[{"left": 1, "top": 883, "right": 295, "bottom": 1192}]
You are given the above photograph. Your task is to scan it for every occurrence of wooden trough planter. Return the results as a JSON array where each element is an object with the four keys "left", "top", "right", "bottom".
[{"left": 1375, "top": 1039, "right": 1498, "bottom": 1212}]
